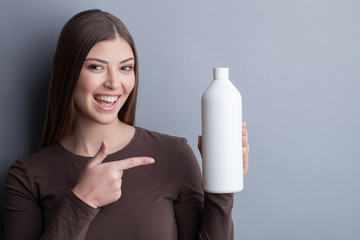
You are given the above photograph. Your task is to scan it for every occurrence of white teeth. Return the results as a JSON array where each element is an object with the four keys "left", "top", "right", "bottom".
[{"left": 95, "top": 96, "right": 118, "bottom": 103}]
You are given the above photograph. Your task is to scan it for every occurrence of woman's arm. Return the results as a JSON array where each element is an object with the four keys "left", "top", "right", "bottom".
[
  {"left": 4, "top": 160, "right": 99, "bottom": 240},
  {"left": 4, "top": 141, "right": 155, "bottom": 240},
  {"left": 173, "top": 140, "right": 235, "bottom": 240},
  {"left": 174, "top": 122, "right": 249, "bottom": 240}
]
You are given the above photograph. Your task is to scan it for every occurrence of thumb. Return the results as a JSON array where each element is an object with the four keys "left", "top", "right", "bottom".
[{"left": 88, "top": 141, "right": 108, "bottom": 167}]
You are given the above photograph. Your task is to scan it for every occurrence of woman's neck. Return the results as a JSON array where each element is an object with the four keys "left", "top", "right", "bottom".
[{"left": 60, "top": 118, "right": 135, "bottom": 157}]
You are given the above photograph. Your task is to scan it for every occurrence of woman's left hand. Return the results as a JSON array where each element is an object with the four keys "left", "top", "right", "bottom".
[{"left": 198, "top": 121, "right": 249, "bottom": 176}]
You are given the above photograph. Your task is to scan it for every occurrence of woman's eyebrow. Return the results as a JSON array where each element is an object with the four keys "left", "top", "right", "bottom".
[
  {"left": 85, "top": 58, "right": 108, "bottom": 64},
  {"left": 84, "top": 57, "right": 135, "bottom": 64},
  {"left": 120, "top": 57, "right": 135, "bottom": 63}
]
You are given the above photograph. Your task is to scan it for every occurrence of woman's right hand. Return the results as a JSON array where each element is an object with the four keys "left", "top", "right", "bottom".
[{"left": 72, "top": 141, "right": 155, "bottom": 208}]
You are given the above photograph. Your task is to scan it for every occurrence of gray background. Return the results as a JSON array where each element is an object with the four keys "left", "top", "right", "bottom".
[{"left": 1, "top": 0, "right": 359, "bottom": 239}]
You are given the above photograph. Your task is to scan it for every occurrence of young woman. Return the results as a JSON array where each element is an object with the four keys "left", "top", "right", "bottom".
[{"left": 4, "top": 9, "right": 249, "bottom": 240}]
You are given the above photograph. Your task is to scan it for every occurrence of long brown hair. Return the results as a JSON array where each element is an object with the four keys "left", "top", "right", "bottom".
[{"left": 39, "top": 9, "right": 139, "bottom": 149}]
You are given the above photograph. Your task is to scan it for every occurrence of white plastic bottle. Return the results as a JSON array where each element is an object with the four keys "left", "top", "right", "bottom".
[{"left": 201, "top": 67, "right": 243, "bottom": 193}]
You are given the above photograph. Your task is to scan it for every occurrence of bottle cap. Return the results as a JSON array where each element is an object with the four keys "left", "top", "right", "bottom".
[{"left": 213, "top": 68, "right": 229, "bottom": 80}]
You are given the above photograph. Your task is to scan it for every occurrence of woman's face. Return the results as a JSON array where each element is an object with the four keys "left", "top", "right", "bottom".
[{"left": 73, "top": 37, "right": 135, "bottom": 126}]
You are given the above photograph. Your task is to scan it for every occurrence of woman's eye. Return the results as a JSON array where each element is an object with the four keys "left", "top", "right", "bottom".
[
  {"left": 88, "top": 65, "right": 103, "bottom": 70},
  {"left": 121, "top": 66, "right": 133, "bottom": 71}
]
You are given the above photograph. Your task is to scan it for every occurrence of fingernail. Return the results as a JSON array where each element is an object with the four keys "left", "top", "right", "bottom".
[{"left": 149, "top": 158, "right": 155, "bottom": 163}]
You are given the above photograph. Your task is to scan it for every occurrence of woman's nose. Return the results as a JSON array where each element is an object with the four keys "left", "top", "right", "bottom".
[{"left": 104, "top": 69, "right": 122, "bottom": 90}]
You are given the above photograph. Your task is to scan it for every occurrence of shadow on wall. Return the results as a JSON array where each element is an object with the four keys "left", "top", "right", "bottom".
[
  {"left": 21, "top": 37, "right": 54, "bottom": 156},
  {"left": 1, "top": 31, "right": 55, "bottom": 238},
  {"left": 25, "top": 68, "right": 50, "bottom": 152}
]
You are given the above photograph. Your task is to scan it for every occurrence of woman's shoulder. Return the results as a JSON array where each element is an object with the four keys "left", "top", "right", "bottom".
[
  {"left": 131, "top": 127, "right": 195, "bottom": 160},
  {"left": 134, "top": 127, "right": 198, "bottom": 169},
  {"left": 136, "top": 127, "right": 188, "bottom": 147},
  {"left": 11, "top": 141, "right": 79, "bottom": 173}
]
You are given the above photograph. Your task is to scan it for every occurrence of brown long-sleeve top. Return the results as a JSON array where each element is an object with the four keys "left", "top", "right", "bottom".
[{"left": 4, "top": 127, "right": 234, "bottom": 240}]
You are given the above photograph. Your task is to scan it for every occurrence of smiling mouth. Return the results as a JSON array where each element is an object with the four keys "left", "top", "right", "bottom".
[{"left": 94, "top": 95, "right": 119, "bottom": 107}]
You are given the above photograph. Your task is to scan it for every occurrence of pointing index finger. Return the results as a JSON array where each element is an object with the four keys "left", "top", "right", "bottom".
[{"left": 107, "top": 157, "right": 155, "bottom": 170}]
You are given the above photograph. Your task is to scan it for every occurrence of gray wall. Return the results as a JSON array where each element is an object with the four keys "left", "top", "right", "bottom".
[{"left": 1, "top": 0, "right": 359, "bottom": 239}]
